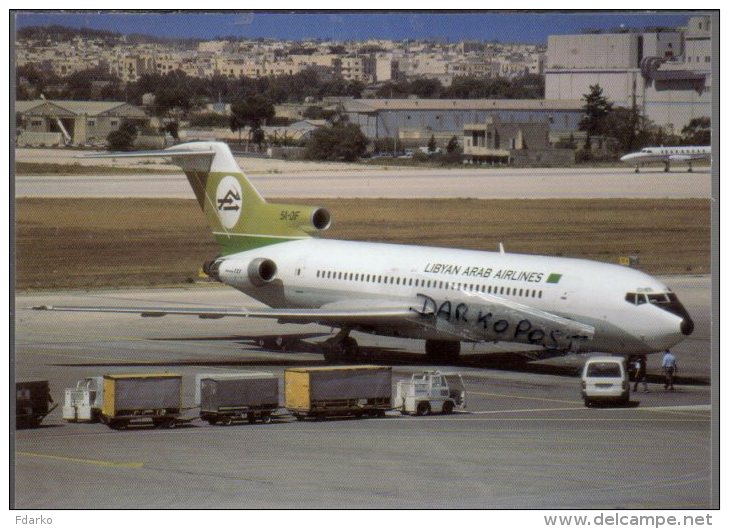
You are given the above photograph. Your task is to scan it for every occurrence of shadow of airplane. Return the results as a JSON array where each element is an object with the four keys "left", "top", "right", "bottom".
[
  {"left": 47, "top": 332, "right": 709, "bottom": 384},
  {"left": 49, "top": 331, "right": 582, "bottom": 377}
]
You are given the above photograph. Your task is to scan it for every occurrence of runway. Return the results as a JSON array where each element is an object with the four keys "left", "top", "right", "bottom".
[
  {"left": 16, "top": 166, "right": 711, "bottom": 199},
  {"left": 13, "top": 275, "right": 714, "bottom": 508}
]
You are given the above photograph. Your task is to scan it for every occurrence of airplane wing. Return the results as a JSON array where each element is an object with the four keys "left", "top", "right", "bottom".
[
  {"left": 33, "top": 292, "right": 594, "bottom": 350},
  {"left": 668, "top": 154, "right": 692, "bottom": 161},
  {"left": 31, "top": 301, "right": 414, "bottom": 326}
]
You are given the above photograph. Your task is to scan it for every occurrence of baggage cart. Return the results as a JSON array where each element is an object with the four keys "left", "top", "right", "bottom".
[
  {"left": 285, "top": 366, "right": 392, "bottom": 420},
  {"left": 16, "top": 380, "right": 57, "bottom": 429},
  {"left": 197, "top": 372, "right": 279, "bottom": 425},
  {"left": 101, "top": 373, "right": 182, "bottom": 429}
]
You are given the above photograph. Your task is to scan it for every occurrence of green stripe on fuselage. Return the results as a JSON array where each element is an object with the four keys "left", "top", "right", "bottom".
[{"left": 212, "top": 233, "right": 307, "bottom": 253}]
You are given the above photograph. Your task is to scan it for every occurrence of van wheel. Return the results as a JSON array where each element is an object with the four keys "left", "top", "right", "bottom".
[
  {"left": 584, "top": 399, "right": 592, "bottom": 408},
  {"left": 442, "top": 401, "right": 454, "bottom": 415},
  {"left": 416, "top": 402, "right": 431, "bottom": 416}
]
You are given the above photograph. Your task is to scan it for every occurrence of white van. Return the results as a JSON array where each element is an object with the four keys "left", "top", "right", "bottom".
[{"left": 581, "top": 356, "right": 630, "bottom": 407}]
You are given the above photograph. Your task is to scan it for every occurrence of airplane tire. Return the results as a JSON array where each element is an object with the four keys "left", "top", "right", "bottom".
[
  {"left": 322, "top": 337, "right": 359, "bottom": 363},
  {"left": 425, "top": 340, "right": 460, "bottom": 361},
  {"left": 322, "top": 343, "right": 338, "bottom": 363},
  {"left": 341, "top": 337, "right": 359, "bottom": 361}
]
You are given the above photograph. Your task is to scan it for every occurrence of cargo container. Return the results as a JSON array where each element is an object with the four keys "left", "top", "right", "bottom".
[
  {"left": 284, "top": 366, "right": 392, "bottom": 420},
  {"left": 197, "top": 372, "right": 279, "bottom": 425},
  {"left": 63, "top": 376, "right": 104, "bottom": 423},
  {"left": 101, "top": 373, "right": 182, "bottom": 429},
  {"left": 16, "top": 380, "right": 56, "bottom": 429}
]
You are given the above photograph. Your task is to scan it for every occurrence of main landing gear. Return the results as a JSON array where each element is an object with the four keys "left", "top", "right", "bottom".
[{"left": 321, "top": 329, "right": 360, "bottom": 363}]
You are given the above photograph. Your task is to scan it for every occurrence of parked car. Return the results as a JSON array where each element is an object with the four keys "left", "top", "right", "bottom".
[{"left": 581, "top": 356, "right": 630, "bottom": 407}]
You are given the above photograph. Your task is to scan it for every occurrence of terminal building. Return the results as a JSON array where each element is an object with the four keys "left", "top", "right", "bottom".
[{"left": 545, "top": 15, "right": 712, "bottom": 132}]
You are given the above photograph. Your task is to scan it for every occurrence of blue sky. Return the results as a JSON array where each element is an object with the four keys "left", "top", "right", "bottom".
[{"left": 14, "top": 11, "right": 698, "bottom": 44}]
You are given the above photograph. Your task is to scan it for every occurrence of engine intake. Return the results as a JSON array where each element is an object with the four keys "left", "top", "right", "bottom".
[
  {"left": 216, "top": 257, "right": 278, "bottom": 289},
  {"left": 247, "top": 258, "right": 277, "bottom": 286},
  {"left": 311, "top": 207, "right": 332, "bottom": 231}
]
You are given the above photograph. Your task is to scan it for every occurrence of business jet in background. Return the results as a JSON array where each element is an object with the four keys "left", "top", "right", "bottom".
[
  {"left": 34, "top": 142, "right": 694, "bottom": 363},
  {"left": 620, "top": 145, "right": 711, "bottom": 173}
]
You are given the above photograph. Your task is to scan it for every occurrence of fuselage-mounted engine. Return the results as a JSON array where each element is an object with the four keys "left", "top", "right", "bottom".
[{"left": 206, "top": 257, "right": 278, "bottom": 290}]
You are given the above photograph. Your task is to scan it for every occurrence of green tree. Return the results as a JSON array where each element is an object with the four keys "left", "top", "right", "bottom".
[
  {"left": 601, "top": 106, "right": 645, "bottom": 153},
  {"left": 427, "top": 135, "right": 437, "bottom": 153},
  {"left": 409, "top": 78, "right": 444, "bottom": 99},
  {"left": 305, "top": 123, "right": 368, "bottom": 162},
  {"left": 446, "top": 136, "right": 460, "bottom": 154},
  {"left": 579, "top": 84, "right": 613, "bottom": 141},
  {"left": 681, "top": 117, "right": 710, "bottom": 145},
  {"left": 106, "top": 121, "right": 138, "bottom": 151},
  {"left": 152, "top": 71, "right": 194, "bottom": 117},
  {"left": 251, "top": 128, "right": 266, "bottom": 151},
  {"left": 230, "top": 95, "right": 275, "bottom": 147}
]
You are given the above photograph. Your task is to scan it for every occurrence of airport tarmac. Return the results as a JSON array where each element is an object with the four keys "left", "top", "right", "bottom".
[
  {"left": 13, "top": 275, "right": 714, "bottom": 509},
  {"left": 16, "top": 166, "right": 711, "bottom": 199}
]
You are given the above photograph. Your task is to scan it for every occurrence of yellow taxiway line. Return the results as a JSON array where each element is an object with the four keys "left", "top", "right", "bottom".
[{"left": 18, "top": 451, "right": 144, "bottom": 469}]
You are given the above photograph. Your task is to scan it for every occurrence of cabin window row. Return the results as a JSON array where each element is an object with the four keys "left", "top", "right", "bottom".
[{"left": 315, "top": 269, "right": 543, "bottom": 299}]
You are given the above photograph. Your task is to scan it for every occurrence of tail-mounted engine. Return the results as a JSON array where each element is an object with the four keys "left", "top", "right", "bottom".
[
  {"left": 272, "top": 204, "right": 332, "bottom": 233},
  {"left": 210, "top": 257, "right": 278, "bottom": 289},
  {"left": 202, "top": 257, "right": 224, "bottom": 281}
]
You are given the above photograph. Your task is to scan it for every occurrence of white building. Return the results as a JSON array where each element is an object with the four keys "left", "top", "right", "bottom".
[{"left": 545, "top": 16, "right": 712, "bottom": 132}]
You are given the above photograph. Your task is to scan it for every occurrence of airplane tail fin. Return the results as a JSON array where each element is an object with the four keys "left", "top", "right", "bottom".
[{"left": 81, "top": 142, "right": 331, "bottom": 254}]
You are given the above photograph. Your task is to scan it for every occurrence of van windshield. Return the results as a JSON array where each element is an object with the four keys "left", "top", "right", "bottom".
[{"left": 586, "top": 362, "right": 622, "bottom": 377}]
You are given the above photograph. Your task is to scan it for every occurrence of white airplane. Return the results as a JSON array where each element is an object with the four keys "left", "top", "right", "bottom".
[
  {"left": 34, "top": 141, "right": 694, "bottom": 362},
  {"left": 620, "top": 145, "right": 711, "bottom": 173}
]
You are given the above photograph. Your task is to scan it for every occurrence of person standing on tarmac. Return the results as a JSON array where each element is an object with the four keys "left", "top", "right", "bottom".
[
  {"left": 633, "top": 355, "right": 649, "bottom": 393},
  {"left": 661, "top": 349, "right": 678, "bottom": 390}
]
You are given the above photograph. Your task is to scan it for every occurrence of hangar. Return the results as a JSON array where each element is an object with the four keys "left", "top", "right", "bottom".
[
  {"left": 341, "top": 98, "right": 584, "bottom": 146},
  {"left": 16, "top": 99, "right": 148, "bottom": 147}
]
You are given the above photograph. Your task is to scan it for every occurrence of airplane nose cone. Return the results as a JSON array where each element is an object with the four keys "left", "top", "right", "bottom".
[{"left": 681, "top": 317, "right": 695, "bottom": 336}]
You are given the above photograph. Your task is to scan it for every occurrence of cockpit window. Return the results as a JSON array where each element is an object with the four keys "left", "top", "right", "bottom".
[
  {"left": 625, "top": 292, "right": 647, "bottom": 305},
  {"left": 647, "top": 293, "right": 670, "bottom": 305}
]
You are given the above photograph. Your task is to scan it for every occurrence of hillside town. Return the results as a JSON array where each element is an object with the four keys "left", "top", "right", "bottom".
[
  {"left": 16, "top": 27, "right": 546, "bottom": 84},
  {"left": 15, "top": 16, "right": 712, "bottom": 166}
]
